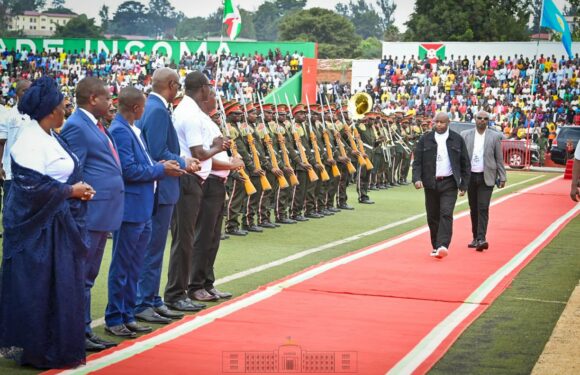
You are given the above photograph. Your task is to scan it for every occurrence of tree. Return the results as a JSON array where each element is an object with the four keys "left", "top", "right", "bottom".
[
  {"left": 253, "top": 1, "right": 281, "bottom": 40},
  {"left": 404, "top": 0, "right": 530, "bottom": 42},
  {"left": 108, "top": 1, "right": 151, "bottom": 37},
  {"left": 53, "top": 14, "right": 102, "bottom": 38},
  {"left": 50, "top": 0, "right": 65, "bottom": 7},
  {"left": 354, "top": 36, "right": 382, "bottom": 58},
  {"left": 276, "top": 0, "right": 307, "bottom": 13},
  {"left": 383, "top": 24, "right": 401, "bottom": 41},
  {"left": 279, "top": 8, "right": 361, "bottom": 58},
  {"left": 335, "top": 0, "right": 383, "bottom": 39},
  {"left": 238, "top": 8, "right": 256, "bottom": 40},
  {"left": 8, "top": 0, "right": 46, "bottom": 14},
  {"left": 99, "top": 5, "right": 109, "bottom": 34},
  {"left": 176, "top": 16, "right": 209, "bottom": 39},
  {"left": 375, "top": 0, "right": 396, "bottom": 31},
  {"left": 45, "top": 0, "right": 75, "bottom": 15},
  {"left": 147, "top": 0, "right": 180, "bottom": 36}
]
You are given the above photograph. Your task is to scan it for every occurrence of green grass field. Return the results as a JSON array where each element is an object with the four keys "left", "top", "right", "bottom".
[{"left": 0, "top": 171, "right": 577, "bottom": 374}]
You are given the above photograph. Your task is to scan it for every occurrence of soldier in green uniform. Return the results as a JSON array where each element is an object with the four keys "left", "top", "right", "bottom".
[
  {"left": 224, "top": 103, "right": 249, "bottom": 236},
  {"left": 309, "top": 105, "right": 330, "bottom": 217},
  {"left": 320, "top": 104, "right": 340, "bottom": 214},
  {"left": 289, "top": 104, "right": 318, "bottom": 221},
  {"left": 335, "top": 107, "right": 356, "bottom": 210},
  {"left": 356, "top": 113, "right": 375, "bottom": 204}
]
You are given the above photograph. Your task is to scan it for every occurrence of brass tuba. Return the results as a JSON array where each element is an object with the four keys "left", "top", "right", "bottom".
[{"left": 348, "top": 92, "right": 373, "bottom": 120}]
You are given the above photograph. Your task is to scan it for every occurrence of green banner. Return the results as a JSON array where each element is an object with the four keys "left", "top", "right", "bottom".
[
  {"left": 263, "top": 71, "right": 302, "bottom": 106},
  {"left": 0, "top": 38, "right": 317, "bottom": 62}
]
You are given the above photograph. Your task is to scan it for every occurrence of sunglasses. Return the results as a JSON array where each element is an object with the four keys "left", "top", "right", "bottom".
[{"left": 476, "top": 117, "right": 489, "bottom": 120}]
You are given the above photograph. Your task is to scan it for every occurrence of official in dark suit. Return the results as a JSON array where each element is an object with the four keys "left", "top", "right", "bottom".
[
  {"left": 412, "top": 112, "right": 470, "bottom": 259},
  {"left": 105, "top": 87, "right": 184, "bottom": 338},
  {"left": 461, "top": 111, "right": 507, "bottom": 251},
  {"left": 135, "top": 68, "right": 199, "bottom": 324},
  {"left": 60, "top": 77, "right": 123, "bottom": 351}
]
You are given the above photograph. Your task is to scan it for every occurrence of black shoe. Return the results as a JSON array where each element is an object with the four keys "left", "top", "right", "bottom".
[
  {"left": 305, "top": 213, "right": 324, "bottom": 219},
  {"left": 166, "top": 298, "right": 204, "bottom": 312},
  {"left": 327, "top": 207, "right": 341, "bottom": 213},
  {"left": 476, "top": 240, "right": 489, "bottom": 252},
  {"left": 135, "top": 307, "right": 172, "bottom": 324},
  {"left": 468, "top": 240, "right": 478, "bottom": 248},
  {"left": 105, "top": 324, "right": 137, "bottom": 338},
  {"left": 338, "top": 204, "right": 355, "bottom": 210},
  {"left": 87, "top": 333, "right": 117, "bottom": 348},
  {"left": 125, "top": 321, "right": 153, "bottom": 333},
  {"left": 358, "top": 199, "right": 375, "bottom": 204},
  {"left": 85, "top": 338, "right": 106, "bottom": 352},
  {"left": 259, "top": 222, "right": 277, "bottom": 229},
  {"left": 276, "top": 218, "right": 297, "bottom": 224},
  {"left": 291, "top": 215, "right": 309, "bottom": 222},
  {"left": 369, "top": 185, "right": 378, "bottom": 190},
  {"left": 318, "top": 210, "right": 333, "bottom": 216},
  {"left": 207, "top": 287, "right": 233, "bottom": 299},
  {"left": 242, "top": 225, "right": 263, "bottom": 233},
  {"left": 226, "top": 229, "right": 248, "bottom": 236},
  {"left": 154, "top": 304, "right": 184, "bottom": 319}
]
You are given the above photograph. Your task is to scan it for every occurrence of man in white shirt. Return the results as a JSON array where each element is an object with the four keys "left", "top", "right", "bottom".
[
  {"left": 412, "top": 112, "right": 471, "bottom": 259},
  {"left": 461, "top": 111, "right": 507, "bottom": 251},
  {"left": 165, "top": 71, "right": 228, "bottom": 306}
]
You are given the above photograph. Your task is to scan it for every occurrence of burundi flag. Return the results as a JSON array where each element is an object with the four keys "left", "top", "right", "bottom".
[
  {"left": 541, "top": 0, "right": 572, "bottom": 58},
  {"left": 418, "top": 43, "right": 446, "bottom": 64},
  {"left": 223, "top": 0, "right": 242, "bottom": 40}
]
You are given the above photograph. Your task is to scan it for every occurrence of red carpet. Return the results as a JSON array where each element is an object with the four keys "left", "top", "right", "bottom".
[{"left": 52, "top": 177, "right": 579, "bottom": 375}]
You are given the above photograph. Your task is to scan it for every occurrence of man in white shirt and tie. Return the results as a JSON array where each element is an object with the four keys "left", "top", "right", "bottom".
[{"left": 461, "top": 111, "right": 506, "bottom": 251}]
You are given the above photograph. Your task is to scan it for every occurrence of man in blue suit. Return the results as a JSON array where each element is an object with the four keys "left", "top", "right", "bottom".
[
  {"left": 135, "top": 68, "right": 201, "bottom": 323},
  {"left": 60, "top": 77, "right": 123, "bottom": 351},
  {"left": 104, "top": 87, "right": 184, "bottom": 338}
]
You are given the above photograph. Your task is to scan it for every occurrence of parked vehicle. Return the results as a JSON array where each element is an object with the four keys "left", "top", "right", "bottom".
[{"left": 550, "top": 125, "right": 580, "bottom": 165}]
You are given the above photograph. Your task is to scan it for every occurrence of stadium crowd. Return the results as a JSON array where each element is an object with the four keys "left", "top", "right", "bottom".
[
  {"left": 321, "top": 53, "right": 580, "bottom": 146},
  {"left": 0, "top": 47, "right": 303, "bottom": 106}
]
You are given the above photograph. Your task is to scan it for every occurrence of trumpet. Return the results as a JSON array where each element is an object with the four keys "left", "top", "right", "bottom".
[{"left": 348, "top": 92, "right": 373, "bottom": 120}]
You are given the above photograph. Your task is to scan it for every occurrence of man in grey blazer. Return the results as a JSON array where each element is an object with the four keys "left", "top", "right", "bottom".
[{"left": 461, "top": 111, "right": 507, "bottom": 251}]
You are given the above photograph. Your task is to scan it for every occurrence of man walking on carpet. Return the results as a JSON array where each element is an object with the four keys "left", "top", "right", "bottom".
[
  {"left": 461, "top": 111, "right": 506, "bottom": 251},
  {"left": 412, "top": 112, "right": 470, "bottom": 259}
]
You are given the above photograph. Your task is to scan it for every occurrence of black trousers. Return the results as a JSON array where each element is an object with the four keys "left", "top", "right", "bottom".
[
  {"left": 467, "top": 172, "right": 494, "bottom": 241},
  {"left": 424, "top": 176, "right": 458, "bottom": 250},
  {"left": 188, "top": 175, "right": 226, "bottom": 293},
  {"left": 164, "top": 174, "right": 203, "bottom": 303}
]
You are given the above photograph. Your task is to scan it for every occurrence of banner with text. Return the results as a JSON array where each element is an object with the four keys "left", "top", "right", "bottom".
[{"left": 0, "top": 38, "right": 317, "bottom": 62}]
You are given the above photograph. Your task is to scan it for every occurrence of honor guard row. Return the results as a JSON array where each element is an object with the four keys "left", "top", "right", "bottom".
[{"left": 199, "top": 94, "right": 429, "bottom": 237}]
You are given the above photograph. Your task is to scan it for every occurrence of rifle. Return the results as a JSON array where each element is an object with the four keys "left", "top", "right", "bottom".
[
  {"left": 240, "top": 95, "right": 272, "bottom": 191},
  {"left": 302, "top": 93, "right": 330, "bottom": 181},
  {"left": 283, "top": 94, "right": 318, "bottom": 182},
  {"left": 216, "top": 95, "right": 256, "bottom": 195},
  {"left": 353, "top": 125, "right": 374, "bottom": 171},
  {"left": 306, "top": 94, "right": 340, "bottom": 177},
  {"left": 336, "top": 106, "right": 357, "bottom": 174},
  {"left": 272, "top": 95, "right": 299, "bottom": 186},
  {"left": 256, "top": 93, "right": 289, "bottom": 189}
]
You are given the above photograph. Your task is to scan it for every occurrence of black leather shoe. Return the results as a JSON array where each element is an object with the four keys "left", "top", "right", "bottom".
[
  {"left": 226, "top": 229, "right": 248, "bottom": 236},
  {"left": 305, "top": 213, "right": 324, "bottom": 219},
  {"left": 85, "top": 338, "right": 106, "bottom": 351},
  {"left": 166, "top": 299, "right": 204, "bottom": 312},
  {"left": 338, "top": 204, "right": 354, "bottom": 210},
  {"left": 327, "top": 207, "right": 341, "bottom": 213},
  {"left": 135, "top": 307, "right": 172, "bottom": 324},
  {"left": 125, "top": 321, "right": 153, "bottom": 333},
  {"left": 242, "top": 225, "right": 263, "bottom": 233},
  {"left": 476, "top": 240, "right": 489, "bottom": 251},
  {"left": 105, "top": 325, "right": 136, "bottom": 338},
  {"left": 319, "top": 209, "right": 334, "bottom": 216},
  {"left": 192, "top": 289, "right": 219, "bottom": 302},
  {"left": 154, "top": 304, "right": 184, "bottom": 319},
  {"left": 259, "top": 222, "right": 277, "bottom": 229},
  {"left": 468, "top": 240, "right": 478, "bottom": 248},
  {"left": 207, "top": 287, "right": 233, "bottom": 299},
  {"left": 359, "top": 199, "right": 375, "bottom": 204},
  {"left": 89, "top": 333, "right": 120, "bottom": 346},
  {"left": 291, "top": 216, "right": 309, "bottom": 222}
]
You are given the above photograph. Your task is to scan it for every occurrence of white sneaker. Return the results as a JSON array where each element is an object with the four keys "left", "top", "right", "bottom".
[
  {"left": 430, "top": 249, "right": 438, "bottom": 257},
  {"left": 435, "top": 246, "right": 448, "bottom": 259}
]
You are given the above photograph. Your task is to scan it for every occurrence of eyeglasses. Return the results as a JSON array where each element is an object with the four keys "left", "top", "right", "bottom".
[{"left": 476, "top": 117, "right": 489, "bottom": 120}]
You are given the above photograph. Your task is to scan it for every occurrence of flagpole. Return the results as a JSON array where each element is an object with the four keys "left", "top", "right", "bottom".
[
  {"left": 530, "top": 0, "right": 546, "bottom": 96},
  {"left": 214, "top": 1, "right": 225, "bottom": 93}
]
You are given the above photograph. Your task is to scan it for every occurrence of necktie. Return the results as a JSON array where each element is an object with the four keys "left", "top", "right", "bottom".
[{"left": 97, "top": 122, "right": 121, "bottom": 166}]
